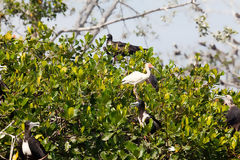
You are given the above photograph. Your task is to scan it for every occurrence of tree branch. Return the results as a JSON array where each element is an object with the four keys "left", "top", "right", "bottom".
[
  {"left": 77, "top": 0, "right": 98, "bottom": 28},
  {"left": 51, "top": 1, "right": 195, "bottom": 41},
  {"left": 91, "top": 0, "right": 119, "bottom": 40},
  {"left": 220, "top": 80, "right": 240, "bottom": 89},
  {"left": 0, "top": 120, "right": 15, "bottom": 134}
]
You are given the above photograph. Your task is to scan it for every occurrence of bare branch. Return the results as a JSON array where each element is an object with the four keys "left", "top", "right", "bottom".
[
  {"left": 0, "top": 154, "right": 7, "bottom": 160},
  {"left": 119, "top": 1, "right": 139, "bottom": 14},
  {"left": 51, "top": 1, "right": 195, "bottom": 41},
  {"left": 77, "top": 0, "right": 98, "bottom": 28},
  {"left": 220, "top": 80, "right": 240, "bottom": 89},
  {"left": 0, "top": 120, "right": 15, "bottom": 134},
  {"left": 90, "top": 0, "right": 119, "bottom": 40}
]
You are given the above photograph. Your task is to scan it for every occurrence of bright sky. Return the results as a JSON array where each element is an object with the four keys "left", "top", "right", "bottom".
[{"left": 2, "top": 0, "right": 240, "bottom": 66}]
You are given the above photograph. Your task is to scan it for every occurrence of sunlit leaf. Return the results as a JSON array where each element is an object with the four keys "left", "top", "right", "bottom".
[{"left": 102, "top": 132, "right": 114, "bottom": 141}]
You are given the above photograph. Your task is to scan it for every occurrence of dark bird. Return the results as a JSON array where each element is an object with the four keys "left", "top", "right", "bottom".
[
  {"left": 219, "top": 95, "right": 240, "bottom": 136},
  {"left": 18, "top": 121, "right": 48, "bottom": 160},
  {"left": 235, "top": 13, "right": 240, "bottom": 19},
  {"left": 146, "top": 74, "right": 159, "bottom": 92},
  {"left": 131, "top": 100, "right": 161, "bottom": 133},
  {"left": 105, "top": 34, "right": 148, "bottom": 62}
]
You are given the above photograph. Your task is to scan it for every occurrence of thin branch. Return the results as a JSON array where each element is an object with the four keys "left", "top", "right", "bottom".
[
  {"left": 77, "top": 0, "right": 98, "bottom": 28},
  {"left": 90, "top": 0, "right": 119, "bottom": 40},
  {"left": 0, "top": 154, "right": 7, "bottom": 160},
  {"left": 120, "top": 1, "right": 130, "bottom": 33},
  {"left": 220, "top": 80, "right": 240, "bottom": 89},
  {"left": 96, "top": 4, "right": 110, "bottom": 33},
  {"left": 119, "top": 1, "right": 139, "bottom": 14},
  {"left": 76, "top": 0, "right": 98, "bottom": 37},
  {"left": 9, "top": 135, "right": 16, "bottom": 160},
  {"left": 0, "top": 120, "right": 15, "bottom": 134},
  {"left": 51, "top": 1, "right": 195, "bottom": 41},
  {"left": 0, "top": 120, "right": 16, "bottom": 160}
]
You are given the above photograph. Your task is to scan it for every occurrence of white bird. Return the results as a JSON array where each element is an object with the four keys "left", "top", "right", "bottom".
[{"left": 122, "top": 63, "right": 159, "bottom": 98}]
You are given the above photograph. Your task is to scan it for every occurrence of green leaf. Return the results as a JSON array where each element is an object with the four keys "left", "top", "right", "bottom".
[
  {"left": 102, "top": 132, "right": 114, "bottom": 141},
  {"left": 125, "top": 141, "right": 137, "bottom": 153},
  {"left": 100, "top": 151, "right": 107, "bottom": 160},
  {"left": 21, "top": 98, "right": 29, "bottom": 106},
  {"left": 206, "top": 116, "right": 212, "bottom": 126},
  {"left": 64, "top": 141, "right": 71, "bottom": 151},
  {"left": 67, "top": 107, "right": 75, "bottom": 118}
]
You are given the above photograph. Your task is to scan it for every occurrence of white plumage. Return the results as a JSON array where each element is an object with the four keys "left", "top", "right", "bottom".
[
  {"left": 122, "top": 63, "right": 154, "bottom": 86},
  {"left": 22, "top": 140, "right": 32, "bottom": 155},
  {"left": 138, "top": 112, "right": 150, "bottom": 127},
  {"left": 122, "top": 63, "right": 157, "bottom": 98}
]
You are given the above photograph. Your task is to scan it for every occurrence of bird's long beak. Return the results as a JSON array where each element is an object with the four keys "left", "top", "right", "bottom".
[
  {"left": 130, "top": 101, "right": 139, "bottom": 107},
  {"left": 214, "top": 95, "right": 226, "bottom": 100},
  {"left": 29, "top": 122, "right": 40, "bottom": 128}
]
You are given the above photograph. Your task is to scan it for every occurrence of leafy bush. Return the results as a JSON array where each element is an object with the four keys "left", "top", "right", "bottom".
[{"left": 0, "top": 32, "right": 240, "bottom": 159}]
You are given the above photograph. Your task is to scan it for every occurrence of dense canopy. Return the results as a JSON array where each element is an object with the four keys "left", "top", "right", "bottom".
[
  {"left": 0, "top": 0, "right": 240, "bottom": 159},
  {"left": 0, "top": 32, "right": 239, "bottom": 159}
]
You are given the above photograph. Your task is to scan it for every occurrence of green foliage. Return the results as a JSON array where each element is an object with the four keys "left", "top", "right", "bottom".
[
  {"left": 195, "top": 15, "right": 209, "bottom": 37},
  {"left": 2, "top": 0, "right": 66, "bottom": 34},
  {"left": 0, "top": 31, "right": 240, "bottom": 159}
]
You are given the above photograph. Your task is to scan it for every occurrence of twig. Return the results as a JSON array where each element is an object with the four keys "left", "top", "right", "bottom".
[
  {"left": 220, "top": 80, "right": 240, "bottom": 89},
  {"left": 90, "top": 0, "right": 119, "bottom": 41},
  {"left": 9, "top": 135, "right": 16, "bottom": 160},
  {"left": 0, "top": 120, "right": 15, "bottom": 134},
  {"left": 0, "top": 154, "right": 7, "bottom": 160},
  {"left": 119, "top": 1, "right": 139, "bottom": 14},
  {"left": 51, "top": 1, "right": 195, "bottom": 41}
]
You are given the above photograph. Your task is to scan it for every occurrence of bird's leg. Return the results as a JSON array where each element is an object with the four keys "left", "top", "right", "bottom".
[
  {"left": 133, "top": 86, "right": 139, "bottom": 100},
  {"left": 112, "top": 56, "right": 117, "bottom": 65}
]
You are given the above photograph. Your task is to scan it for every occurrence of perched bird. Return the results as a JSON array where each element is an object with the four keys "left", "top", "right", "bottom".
[
  {"left": 122, "top": 63, "right": 159, "bottom": 98},
  {"left": 218, "top": 95, "right": 240, "bottom": 136},
  {"left": 18, "top": 121, "right": 48, "bottom": 160},
  {"left": 104, "top": 34, "right": 147, "bottom": 62},
  {"left": 131, "top": 100, "right": 161, "bottom": 133}
]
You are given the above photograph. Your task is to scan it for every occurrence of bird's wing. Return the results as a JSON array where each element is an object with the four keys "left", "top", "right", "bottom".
[
  {"left": 17, "top": 138, "right": 25, "bottom": 160},
  {"left": 128, "top": 45, "right": 140, "bottom": 52},
  {"left": 28, "top": 137, "right": 47, "bottom": 159},
  {"left": 143, "top": 112, "right": 161, "bottom": 133},
  {"left": 147, "top": 74, "right": 159, "bottom": 92},
  {"left": 226, "top": 107, "right": 240, "bottom": 126},
  {"left": 122, "top": 71, "right": 146, "bottom": 84},
  {"left": 115, "top": 41, "right": 127, "bottom": 48}
]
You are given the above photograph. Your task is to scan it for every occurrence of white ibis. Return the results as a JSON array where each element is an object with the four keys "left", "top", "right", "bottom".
[
  {"left": 218, "top": 95, "right": 240, "bottom": 136},
  {"left": 18, "top": 121, "right": 48, "bottom": 160},
  {"left": 122, "top": 63, "right": 159, "bottom": 98},
  {"left": 131, "top": 100, "right": 161, "bottom": 133}
]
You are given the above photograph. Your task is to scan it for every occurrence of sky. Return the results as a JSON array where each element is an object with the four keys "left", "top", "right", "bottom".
[
  {"left": 1, "top": 0, "right": 240, "bottom": 67},
  {"left": 44, "top": 0, "right": 240, "bottom": 66}
]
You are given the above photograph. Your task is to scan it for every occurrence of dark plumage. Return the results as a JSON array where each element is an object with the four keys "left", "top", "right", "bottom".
[
  {"left": 220, "top": 95, "right": 240, "bottom": 136},
  {"left": 105, "top": 34, "right": 148, "bottom": 58},
  {"left": 18, "top": 121, "right": 48, "bottom": 160},
  {"left": 131, "top": 100, "right": 161, "bottom": 133},
  {"left": 146, "top": 74, "right": 159, "bottom": 92}
]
